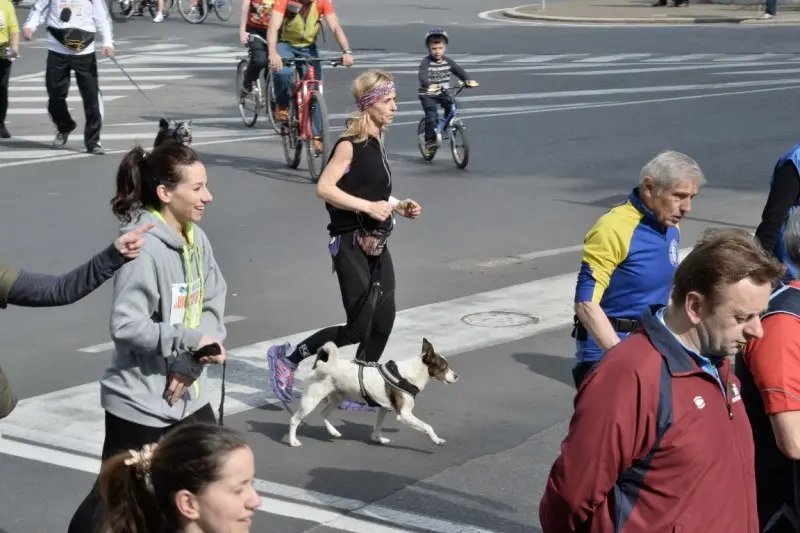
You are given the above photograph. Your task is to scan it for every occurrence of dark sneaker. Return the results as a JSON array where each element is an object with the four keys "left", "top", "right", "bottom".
[
  {"left": 0, "top": 124, "right": 9, "bottom": 139},
  {"left": 267, "top": 343, "right": 297, "bottom": 403},
  {"left": 87, "top": 144, "right": 106, "bottom": 155}
]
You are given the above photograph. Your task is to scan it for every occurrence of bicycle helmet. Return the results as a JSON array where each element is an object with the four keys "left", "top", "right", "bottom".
[{"left": 424, "top": 27, "right": 449, "bottom": 46}]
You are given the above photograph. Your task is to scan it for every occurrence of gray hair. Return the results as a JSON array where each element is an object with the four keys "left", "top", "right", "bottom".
[
  {"left": 784, "top": 208, "right": 800, "bottom": 266},
  {"left": 639, "top": 150, "right": 706, "bottom": 193}
]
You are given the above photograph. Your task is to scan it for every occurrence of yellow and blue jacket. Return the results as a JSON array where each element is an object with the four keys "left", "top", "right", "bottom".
[{"left": 575, "top": 188, "right": 680, "bottom": 320}]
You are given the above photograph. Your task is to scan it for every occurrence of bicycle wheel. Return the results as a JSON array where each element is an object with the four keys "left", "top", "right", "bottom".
[
  {"left": 177, "top": 0, "right": 208, "bottom": 23},
  {"left": 162, "top": 0, "right": 176, "bottom": 15},
  {"left": 263, "top": 71, "right": 281, "bottom": 135},
  {"left": 213, "top": 0, "right": 232, "bottom": 20},
  {"left": 306, "top": 92, "right": 332, "bottom": 183},
  {"left": 109, "top": 0, "right": 135, "bottom": 21},
  {"left": 282, "top": 99, "right": 302, "bottom": 169},
  {"left": 236, "top": 60, "right": 260, "bottom": 127},
  {"left": 449, "top": 122, "right": 469, "bottom": 170},
  {"left": 417, "top": 118, "right": 435, "bottom": 161}
]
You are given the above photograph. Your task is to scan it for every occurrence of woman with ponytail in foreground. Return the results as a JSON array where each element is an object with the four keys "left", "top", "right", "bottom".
[
  {"left": 67, "top": 140, "right": 229, "bottom": 533},
  {"left": 266, "top": 69, "right": 423, "bottom": 411},
  {"left": 99, "top": 422, "right": 261, "bottom": 532}
]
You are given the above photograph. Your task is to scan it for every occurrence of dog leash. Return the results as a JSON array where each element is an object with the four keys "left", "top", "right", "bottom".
[{"left": 108, "top": 55, "right": 170, "bottom": 123}]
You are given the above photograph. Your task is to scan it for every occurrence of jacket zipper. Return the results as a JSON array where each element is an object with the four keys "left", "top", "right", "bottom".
[{"left": 721, "top": 365, "right": 754, "bottom": 531}]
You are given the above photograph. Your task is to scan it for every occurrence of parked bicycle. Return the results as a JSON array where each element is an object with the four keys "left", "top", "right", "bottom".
[
  {"left": 276, "top": 56, "right": 343, "bottom": 183},
  {"left": 235, "top": 34, "right": 281, "bottom": 135},
  {"left": 417, "top": 80, "right": 475, "bottom": 170},
  {"left": 176, "top": 0, "right": 231, "bottom": 24}
]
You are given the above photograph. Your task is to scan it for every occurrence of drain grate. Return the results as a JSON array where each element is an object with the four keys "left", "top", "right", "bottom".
[{"left": 461, "top": 311, "right": 540, "bottom": 328}]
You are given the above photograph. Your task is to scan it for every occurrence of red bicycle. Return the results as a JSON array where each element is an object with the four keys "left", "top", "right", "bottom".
[{"left": 277, "top": 56, "right": 343, "bottom": 183}]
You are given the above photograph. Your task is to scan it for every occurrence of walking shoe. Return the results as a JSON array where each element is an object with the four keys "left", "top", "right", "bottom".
[
  {"left": 267, "top": 343, "right": 297, "bottom": 403},
  {"left": 0, "top": 124, "right": 9, "bottom": 139},
  {"left": 153, "top": 11, "right": 164, "bottom": 21},
  {"left": 54, "top": 131, "right": 70, "bottom": 148},
  {"left": 87, "top": 144, "right": 106, "bottom": 155},
  {"left": 338, "top": 400, "right": 378, "bottom": 412}
]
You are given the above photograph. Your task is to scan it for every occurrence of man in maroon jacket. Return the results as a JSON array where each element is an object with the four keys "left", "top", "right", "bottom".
[{"left": 539, "top": 228, "right": 786, "bottom": 533}]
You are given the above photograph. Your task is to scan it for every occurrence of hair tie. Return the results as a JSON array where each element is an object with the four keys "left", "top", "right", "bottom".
[
  {"left": 125, "top": 443, "right": 157, "bottom": 491},
  {"left": 355, "top": 81, "right": 395, "bottom": 111}
]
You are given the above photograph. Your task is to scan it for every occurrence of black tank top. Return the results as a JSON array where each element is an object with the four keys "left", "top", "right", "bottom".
[{"left": 326, "top": 135, "right": 393, "bottom": 236}]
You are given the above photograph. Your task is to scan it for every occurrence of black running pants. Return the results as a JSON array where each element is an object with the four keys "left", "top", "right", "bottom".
[
  {"left": 288, "top": 232, "right": 397, "bottom": 365},
  {"left": 66, "top": 404, "right": 216, "bottom": 533},
  {"left": 46, "top": 50, "right": 102, "bottom": 148},
  {"left": 0, "top": 58, "right": 10, "bottom": 125}
]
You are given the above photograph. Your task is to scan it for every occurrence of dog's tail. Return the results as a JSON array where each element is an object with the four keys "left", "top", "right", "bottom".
[{"left": 311, "top": 342, "right": 340, "bottom": 373}]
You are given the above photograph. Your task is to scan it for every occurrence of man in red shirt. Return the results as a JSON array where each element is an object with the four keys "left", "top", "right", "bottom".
[
  {"left": 540, "top": 228, "right": 785, "bottom": 533},
  {"left": 739, "top": 210, "right": 800, "bottom": 532}
]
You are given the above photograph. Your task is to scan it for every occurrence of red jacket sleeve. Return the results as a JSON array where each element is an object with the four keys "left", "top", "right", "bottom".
[{"left": 539, "top": 344, "right": 660, "bottom": 532}]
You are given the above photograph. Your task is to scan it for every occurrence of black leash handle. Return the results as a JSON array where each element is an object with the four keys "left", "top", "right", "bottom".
[
  {"left": 108, "top": 55, "right": 170, "bottom": 123},
  {"left": 192, "top": 343, "right": 227, "bottom": 426}
]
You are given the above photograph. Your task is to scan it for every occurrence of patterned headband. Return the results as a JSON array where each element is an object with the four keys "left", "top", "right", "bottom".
[{"left": 356, "top": 81, "right": 396, "bottom": 110}]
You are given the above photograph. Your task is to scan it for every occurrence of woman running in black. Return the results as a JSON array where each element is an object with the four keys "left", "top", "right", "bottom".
[{"left": 267, "top": 69, "right": 422, "bottom": 411}]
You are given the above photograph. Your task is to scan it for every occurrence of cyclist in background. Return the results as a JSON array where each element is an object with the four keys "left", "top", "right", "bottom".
[
  {"left": 239, "top": 0, "right": 273, "bottom": 97},
  {"left": 267, "top": 0, "right": 353, "bottom": 153},
  {"left": 417, "top": 28, "right": 478, "bottom": 156}
]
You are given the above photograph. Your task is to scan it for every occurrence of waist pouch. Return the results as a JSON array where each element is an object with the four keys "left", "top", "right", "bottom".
[
  {"left": 355, "top": 227, "right": 391, "bottom": 256},
  {"left": 48, "top": 27, "right": 96, "bottom": 51},
  {"left": 572, "top": 315, "right": 639, "bottom": 341},
  {"left": 0, "top": 363, "right": 18, "bottom": 419}
]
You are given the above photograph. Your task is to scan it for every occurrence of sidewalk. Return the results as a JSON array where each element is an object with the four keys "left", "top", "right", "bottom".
[{"left": 503, "top": 0, "right": 800, "bottom": 24}]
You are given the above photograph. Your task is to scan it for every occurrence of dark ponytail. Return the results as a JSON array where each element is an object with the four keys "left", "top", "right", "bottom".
[
  {"left": 98, "top": 449, "right": 163, "bottom": 533},
  {"left": 111, "top": 140, "right": 200, "bottom": 224},
  {"left": 98, "top": 423, "right": 250, "bottom": 533}
]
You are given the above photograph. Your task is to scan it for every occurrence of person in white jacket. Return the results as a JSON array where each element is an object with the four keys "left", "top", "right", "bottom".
[{"left": 22, "top": 0, "right": 114, "bottom": 154}]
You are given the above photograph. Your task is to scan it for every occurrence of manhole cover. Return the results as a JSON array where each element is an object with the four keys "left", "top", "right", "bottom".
[{"left": 461, "top": 311, "right": 539, "bottom": 328}]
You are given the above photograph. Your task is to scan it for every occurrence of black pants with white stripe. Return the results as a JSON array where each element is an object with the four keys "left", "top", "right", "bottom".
[{"left": 46, "top": 50, "right": 102, "bottom": 148}]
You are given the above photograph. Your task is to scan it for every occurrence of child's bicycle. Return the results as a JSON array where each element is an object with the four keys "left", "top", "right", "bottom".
[
  {"left": 235, "top": 33, "right": 281, "bottom": 134},
  {"left": 417, "top": 80, "right": 477, "bottom": 170},
  {"left": 277, "top": 56, "right": 343, "bottom": 183}
]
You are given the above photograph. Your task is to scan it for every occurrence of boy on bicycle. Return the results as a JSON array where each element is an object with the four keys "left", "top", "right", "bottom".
[
  {"left": 418, "top": 28, "right": 478, "bottom": 156},
  {"left": 239, "top": 0, "right": 274, "bottom": 96}
]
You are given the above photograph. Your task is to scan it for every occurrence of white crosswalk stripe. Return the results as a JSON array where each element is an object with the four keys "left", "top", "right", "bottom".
[
  {"left": 5, "top": 41, "right": 800, "bottom": 164},
  {"left": 8, "top": 46, "right": 800, "bottom": 122}
]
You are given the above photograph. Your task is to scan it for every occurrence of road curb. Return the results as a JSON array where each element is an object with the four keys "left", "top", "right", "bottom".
[{"left": 501, "top": 4, "right": 782, "bottom": 24}]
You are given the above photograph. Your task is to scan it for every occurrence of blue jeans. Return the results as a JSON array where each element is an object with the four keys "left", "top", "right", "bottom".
[
  {"left": 573, "top": 332, "right": 630, "bottom": 387},
  {"left": 273, "top": 41, "right": 323, "bottom": 136}
]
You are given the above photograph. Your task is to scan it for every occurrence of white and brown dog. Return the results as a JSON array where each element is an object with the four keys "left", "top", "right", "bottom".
[{"left": 287, "top": 338, "right": 458, "bottom": 448}]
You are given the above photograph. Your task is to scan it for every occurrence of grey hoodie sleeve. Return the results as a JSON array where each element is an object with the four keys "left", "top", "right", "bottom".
[
  {"left": 197, "top": 238, "right": 228, "bottom": 342},
  {"left": 110, "top": 251, "right": 205, "bottom": 361}
]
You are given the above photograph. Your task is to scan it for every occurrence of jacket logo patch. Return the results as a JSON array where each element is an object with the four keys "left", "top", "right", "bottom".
[
  {"left": 669, "top": 239, "right": 679, "bottom": 267},
  {"left": 693, "top": 395, "right": 706, "bottom": 409},
  {"left": 731, "top": 382, "right": 742, "bottom": 403}
]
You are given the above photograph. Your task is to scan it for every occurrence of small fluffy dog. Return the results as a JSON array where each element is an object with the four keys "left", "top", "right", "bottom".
[
  {"left": 154, "top": 118, "right": 192, "bottom": 148},
  {"left": 288, "top": 338, "right": 458, "bottom": 448}
]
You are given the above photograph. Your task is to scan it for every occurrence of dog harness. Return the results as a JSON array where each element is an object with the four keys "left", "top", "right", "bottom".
[{"left": 354, "top": 360, "right": 419, "bottom": 410}]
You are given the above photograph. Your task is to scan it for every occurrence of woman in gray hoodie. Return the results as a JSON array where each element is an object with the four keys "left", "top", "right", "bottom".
[{"left": 67, "top": 140, "right": 229, "bottom": 533}]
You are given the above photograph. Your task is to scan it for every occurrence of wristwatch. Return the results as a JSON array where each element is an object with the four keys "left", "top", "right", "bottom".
[{"left": 343, "top": 48, "right": 352, "bottom": 55}]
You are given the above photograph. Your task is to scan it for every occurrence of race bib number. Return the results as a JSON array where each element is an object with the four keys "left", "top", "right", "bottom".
[{"left": 168, "top": 278, "right": 202, "bottom": 327}]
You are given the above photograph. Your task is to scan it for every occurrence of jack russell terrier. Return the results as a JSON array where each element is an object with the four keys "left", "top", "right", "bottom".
[{"left": 287, "top": 338, "right": 458, "bottom": 448}]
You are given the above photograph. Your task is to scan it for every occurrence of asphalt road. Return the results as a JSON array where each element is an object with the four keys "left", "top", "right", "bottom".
[{"left": 1, "top": 1, "right": 798, "bottom": 532}]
